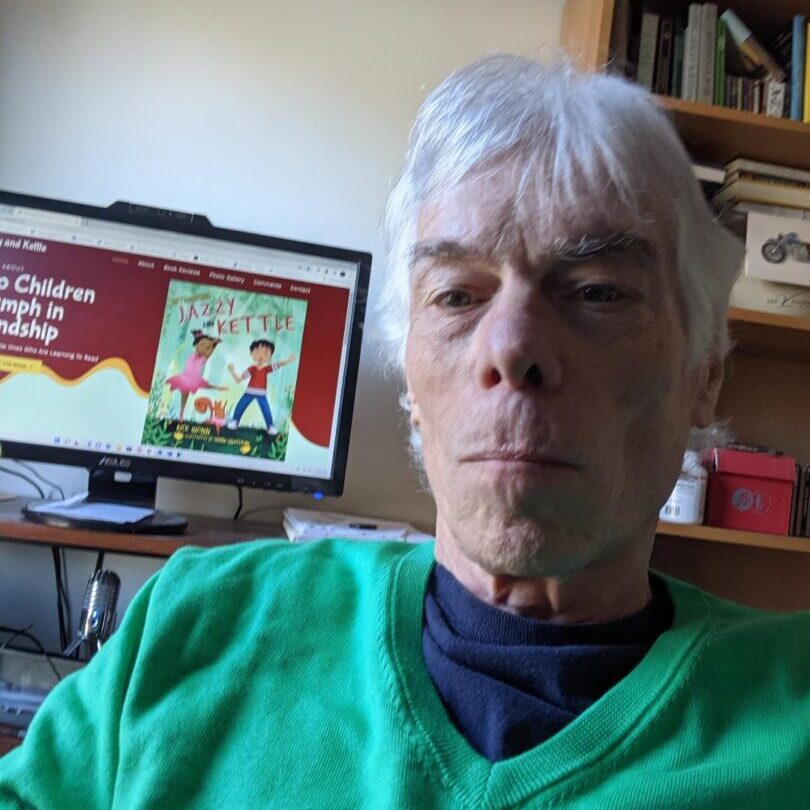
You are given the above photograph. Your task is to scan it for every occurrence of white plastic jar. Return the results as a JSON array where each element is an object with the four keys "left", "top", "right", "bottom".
[{"left": 659, "top": 449, "right": 708, "bottom": 525}]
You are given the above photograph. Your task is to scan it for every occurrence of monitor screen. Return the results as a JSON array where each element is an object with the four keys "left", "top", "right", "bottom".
[{"left": 0, "top": 192, "right": 369, "bottom": 496}]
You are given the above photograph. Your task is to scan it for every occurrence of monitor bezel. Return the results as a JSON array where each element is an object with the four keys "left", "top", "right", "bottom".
[{"left": 0, "top": 189, "right": 370, "bottom": 497}]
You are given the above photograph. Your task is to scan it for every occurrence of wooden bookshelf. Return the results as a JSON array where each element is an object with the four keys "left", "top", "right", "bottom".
[
  {"left": 728, "top": 308, "right": 810, "bottom": 365},
  {"left": 656, "top": 521, "right": 810, "bottom": 553},
  {"left": 657, "top": 96, "right": 810, "bottom": 173},
  {"left": 561, "top": 1, "right": 810, "bottom": 169}
]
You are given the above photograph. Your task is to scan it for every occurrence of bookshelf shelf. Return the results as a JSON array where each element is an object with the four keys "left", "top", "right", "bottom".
[
  {"left": 728, "top": 307, "right": 810, "bottom": 364},
  {"left": 656, "top": 521, "right": 810, "bottom": 554},
  {"left": 656, "top": 96, "right": 810, "bottom": 172}
]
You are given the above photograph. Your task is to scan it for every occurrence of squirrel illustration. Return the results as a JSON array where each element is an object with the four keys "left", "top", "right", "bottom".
[{"left": 194, "top": 397, "right": 228, "bottom": 433}]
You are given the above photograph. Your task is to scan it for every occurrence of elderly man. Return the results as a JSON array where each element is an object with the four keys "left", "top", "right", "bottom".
[{"left": 1, "top": 56, "right": 808, "bottom": 809}]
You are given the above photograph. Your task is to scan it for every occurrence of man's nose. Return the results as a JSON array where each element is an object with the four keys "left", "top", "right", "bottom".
[{"left": 473, "top": 289, "right": 563, "bottom": 392}]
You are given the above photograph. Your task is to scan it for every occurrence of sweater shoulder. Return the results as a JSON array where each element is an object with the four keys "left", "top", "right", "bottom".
[
  {"left": 662, "top": 572, "right": 810, "bottom": 701},
  {"left": 150, "top": 538, "right": 415, "bottom": 622}
]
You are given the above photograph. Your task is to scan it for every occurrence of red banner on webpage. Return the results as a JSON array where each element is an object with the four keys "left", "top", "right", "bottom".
[{"left": 0, "top": 233, "right": 350, "bottom": 451}]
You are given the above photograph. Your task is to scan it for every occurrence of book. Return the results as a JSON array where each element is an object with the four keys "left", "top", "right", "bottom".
[
  {"left": 791, "top": 15, "right": 806, "bottom": 120},
  {"left": 697, "top": 3, "right": 717, "bottom": 103},
  {"left": 671, "top": 16, "right": 686, "bottom": 97},
  {"left": 713, "top": 178, "right": 810, "bottom": 210},
  {"left": 608, "top": 0, "right": 632, "bottom": 75},
  {"left": 682, "top": 4, "right": 702, "bottom": 101},
  {"left": 637, "top": 11, "right": 660, "bottom": 91},
  {"left": 805, "top": 22, "right": 810, "bottom": 123},
  {"left": 726, "top": 170, "right": 810, "bottom": 192},
  {"left": 796, "top": 465, "right": 808, "bottom": 536},
  {"left": 721, "top": 9, "right": 786, "bottom": 82},
  {"left": 742, "top": 76, "right": 752, "bottom": 111},
  {"left": 765, "top": 79, "right": 787, "bottom": 117},
  {"left": 725, "top": 158, "right": 810, "bottom": 186},
  {"left": 655, "top": 17, "right": 675, "bottom": 94},
  {"left": 714, "top": 16, "right": 726, "bottom": 105}
]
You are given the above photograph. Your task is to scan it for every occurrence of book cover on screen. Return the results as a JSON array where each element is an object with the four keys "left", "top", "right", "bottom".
[{"left": 142, "top": 280, "right": 308, "bottom": 461}]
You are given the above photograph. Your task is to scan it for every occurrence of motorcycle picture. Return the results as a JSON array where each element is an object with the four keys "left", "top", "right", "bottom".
[{"left": 760, "top": 232, "right": 810, "bottom": 264}]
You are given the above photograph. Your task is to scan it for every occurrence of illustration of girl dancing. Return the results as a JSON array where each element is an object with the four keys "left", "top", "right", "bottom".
[{"left": 166, "top": 330, "right": 226, "bottom": 421}]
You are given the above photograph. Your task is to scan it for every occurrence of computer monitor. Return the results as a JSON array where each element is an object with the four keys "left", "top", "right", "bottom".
[{"left": 0, "top": 190, "right": 370, "bottom": 531}]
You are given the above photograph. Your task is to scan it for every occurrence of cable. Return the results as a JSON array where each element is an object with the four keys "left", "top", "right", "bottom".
[
  {"left": 14, "top": 460, "right": 66, "bottom": 500},
  {"left": 51, "top": 548, "right": 69, "bottom": 650},
  {"left": 60, "top": 548, "right": 72, "bottom": 633},
  {"left": 0, "top": 465, "right": 45, "bottom": 499},
  {"left": 233, "top": 485, "right": 244, "bottom": 520},
  {"left": 0, "top": 625, "right": 62, "bottom": 683}
]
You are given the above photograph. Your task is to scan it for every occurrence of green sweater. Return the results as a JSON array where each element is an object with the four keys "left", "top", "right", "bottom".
[{"left": 1, "top": 539, "right": 808, "bottom": 809}]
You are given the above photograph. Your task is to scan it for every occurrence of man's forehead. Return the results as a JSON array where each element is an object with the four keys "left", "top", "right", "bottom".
[{"left": 414, "top": 169, "right": 656, "bottom": 265}]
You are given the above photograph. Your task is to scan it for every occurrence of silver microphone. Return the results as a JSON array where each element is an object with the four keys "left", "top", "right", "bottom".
[{"left": 62, "top": 570, "right": 121, "bottom": 658}]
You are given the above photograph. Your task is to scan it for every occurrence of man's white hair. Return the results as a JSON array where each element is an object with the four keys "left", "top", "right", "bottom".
[{"left": 379, "top": 54, "right": 743, "bottom": 375}]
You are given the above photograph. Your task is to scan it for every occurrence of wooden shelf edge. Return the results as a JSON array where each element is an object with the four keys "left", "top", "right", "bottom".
[
  {"left": 727, "top": 307, "right": 810, "bottom": 334},
  {"left": 0, "top": 735, "right": 23, "bottom": 756},
  {"left": 656, "top": 521, "right": 810, "bottom": 554},
  {"left": 656, "top": 95, "right": 810, "bottom": 136}
]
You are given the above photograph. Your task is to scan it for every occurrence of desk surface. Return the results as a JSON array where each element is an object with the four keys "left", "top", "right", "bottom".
[
  {"left": 0, "top": 498, "right": 283, "bottom": 557},
  {"left": 0, "top": 500, "right": 284, "bottom": 755}
]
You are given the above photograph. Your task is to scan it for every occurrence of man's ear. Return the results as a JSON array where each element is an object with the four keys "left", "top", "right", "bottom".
[
  {"left": 691, "top": 350, "right": 725, "bottom": 428},
  {"left": 404, "top": 378, "right": 421, "bottom": 429}
]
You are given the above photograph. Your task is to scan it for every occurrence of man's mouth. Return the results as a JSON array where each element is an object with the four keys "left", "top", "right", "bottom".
[{"left": 460, "top": 451, "right": 579, "bottom": 469}]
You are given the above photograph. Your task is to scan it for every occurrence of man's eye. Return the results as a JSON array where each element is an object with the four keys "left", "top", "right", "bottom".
[
  {"left": 573, "top": 284, "right": 626, "bottom": 304},
  {"left": 434, "top": 290, "right": 475, "bottom": 308}
]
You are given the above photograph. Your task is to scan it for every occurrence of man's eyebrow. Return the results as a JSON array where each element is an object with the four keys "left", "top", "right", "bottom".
[
  {"left": 551, "top": 231, "right": 654, "bottom": 263},
  {"left": 409, "top": 240, "right": 483, "bottom": 268}
]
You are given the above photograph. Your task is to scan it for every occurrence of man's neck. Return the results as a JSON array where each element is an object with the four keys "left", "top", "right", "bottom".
[{"left": 433, "top": 522, "right": 655, "bottom": 625}]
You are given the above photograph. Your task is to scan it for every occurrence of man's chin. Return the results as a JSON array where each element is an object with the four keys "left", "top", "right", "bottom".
[{"left": 455, "top": 521, "right": 597, "bottom": 580}]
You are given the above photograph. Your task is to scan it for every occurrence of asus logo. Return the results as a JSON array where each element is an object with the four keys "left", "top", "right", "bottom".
[{"left": 98, "top": 457, "right": 131, "bottom": 469}]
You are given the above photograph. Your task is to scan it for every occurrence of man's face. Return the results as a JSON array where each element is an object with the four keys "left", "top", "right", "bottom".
[{"left": 405, "top": 164, "right": 719, "bottom": 578}]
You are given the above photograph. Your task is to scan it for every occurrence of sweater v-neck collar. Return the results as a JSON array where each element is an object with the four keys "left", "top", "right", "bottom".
[{"left": 379, "top": 541, "right": 715, "bottom": 809}]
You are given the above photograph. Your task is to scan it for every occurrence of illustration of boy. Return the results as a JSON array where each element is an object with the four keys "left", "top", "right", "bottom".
[{"left": 227, "top": 339, "right": 295, "bottom": 435}]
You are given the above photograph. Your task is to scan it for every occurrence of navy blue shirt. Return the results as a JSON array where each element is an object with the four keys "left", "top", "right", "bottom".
[{"left": 422, "top": 564, "right": 674, "bottom": 762}]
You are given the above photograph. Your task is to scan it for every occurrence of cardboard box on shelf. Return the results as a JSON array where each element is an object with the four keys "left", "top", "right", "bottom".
[
  {"left": 745, "top": 211, "right": 810, "bottom": 287},
  {"left": 705, "top": 449, "right": 796, "bottom": 535},
  {"left": 729, "top": 275, "right": 810, "bottom": 317}
]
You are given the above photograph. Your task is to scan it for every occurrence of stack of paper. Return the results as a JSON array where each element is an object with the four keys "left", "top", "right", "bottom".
[{"left": 283, "top": 508, "right": 416, "bottom": 542}]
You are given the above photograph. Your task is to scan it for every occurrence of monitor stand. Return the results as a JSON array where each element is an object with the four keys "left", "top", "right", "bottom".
[{"left": 22, "top": 469, "right": 188, "bottom": 534}]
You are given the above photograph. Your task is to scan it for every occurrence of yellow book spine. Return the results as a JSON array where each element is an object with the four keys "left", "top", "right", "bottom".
[{"left": 805, "top": 23, "right": 810, "bottom": 123}]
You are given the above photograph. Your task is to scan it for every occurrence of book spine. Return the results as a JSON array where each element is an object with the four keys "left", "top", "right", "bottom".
[
  {"left": 714, "top": 16, "right": 726, "bottom": 105},
  {"left": 608, "top": 0, "right": 632, "bottom": 75},
  {"left": 697, "top": 4, "right": 717, "bottom": 103},
  {"left": 726, "top": 158, "right": 810, "bottom": 185},
  {"left": 805, "top": 23, "right": 810, "bottom": 122},
  {"left": 682, "top": 4, "right": 702, "bottom": 101},
  {"left": 655, "top": 17, "right": 674, "bottom": 94},
  {"left": 730, "top": 171, "right": 810, "bottom": 191},
  {"left": 735, "top": 76, "right": 743, "bottom": 109},
  {"left": 765, "top": 80, "right": 787, "bottom": 117},
  {"left": 791, "top": 16, "right": 806, "bottom": 119},
  {"left": 672, "top": 17, "right": 686, "bottom": 97},
  {"left": 742, "top": 77, "right": 752, "bottom": 111},
  {"left": 790, "top": 463, "right": 800, "bottom": 536},
  {"left": 725, "top": 75, "right": 733, "bottom": 107},
  {"left": 753, "top": 78, "right": 762, "bottom": 113},
  {"left": 637, "top": 11, "right": 660, "bottom": 91},
  {"left": 722, "top": 8, "right": 786, "bottom": 81}
]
